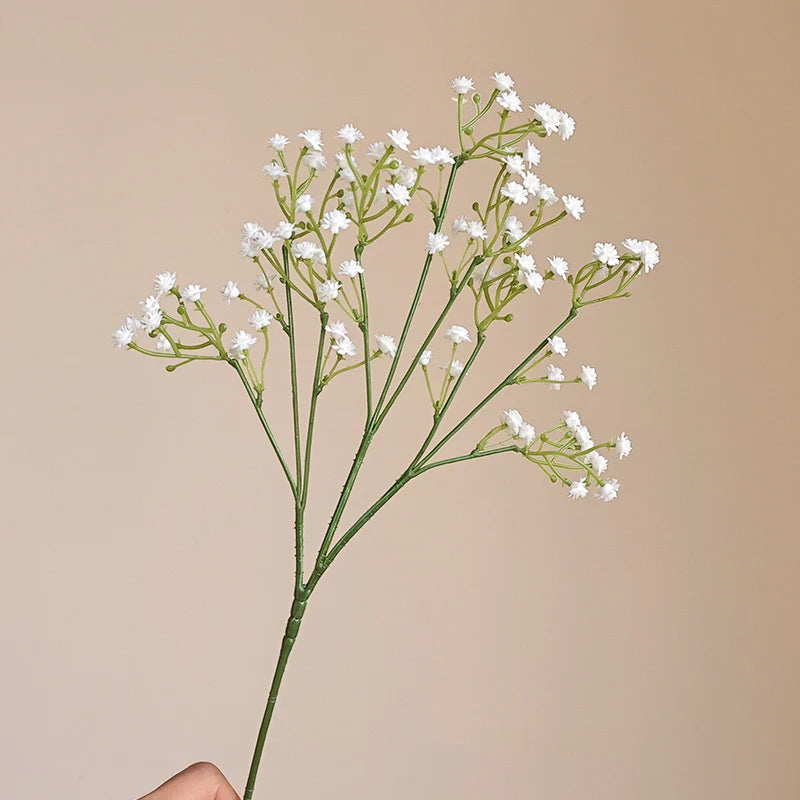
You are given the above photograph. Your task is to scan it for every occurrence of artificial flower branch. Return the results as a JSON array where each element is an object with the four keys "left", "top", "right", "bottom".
[{"left": 113, "top": 71, "right": 659, "bottom": 800}]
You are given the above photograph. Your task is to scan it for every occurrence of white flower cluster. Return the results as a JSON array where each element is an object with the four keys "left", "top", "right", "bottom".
[
  {"left": 114, "top": 70, "right": 660, "bottom": 511},
  {"left": 325, "top": 321, "right": 357, "bottom": 359},
  {"left": 500, "top": 408, "right": 537, "bottom": 447},
  {"left": 488, "top": 407, "right": 631, "bottom": 501}
]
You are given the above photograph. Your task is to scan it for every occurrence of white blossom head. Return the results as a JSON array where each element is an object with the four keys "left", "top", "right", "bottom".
[
  {"left": 153, "top": 271, "right": 176, "bottom": 298},
  {"left": 298, "top": 129, "right": 323, "bottom": 151},
  {"left": 317, "top": 280, "right": 341, "bottom": 304},
  {"left": 375, "top": 334, "right": 397, "bottom": 358},
  {"left": 451, "top": 75, "right": 475, "bottom": 95},
  {"left": 387, "top": 129, "right": 411, "bottom": 152},
  {"left": 444, "top": 325, "right": 471, "bottom": 344},
  {"left": 228, "top": 330, "right": 257, "bottom": 360},
  {"left": 490, "top": 72, "right": 515, "bottom": 92},
  {"left": 337, "top": 124, "right": 364, "bottom": 145}
]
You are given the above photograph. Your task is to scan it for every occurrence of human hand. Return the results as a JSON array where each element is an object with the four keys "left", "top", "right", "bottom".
[{"left": 137, "top": 762, "right": 240, "bottom": 800}]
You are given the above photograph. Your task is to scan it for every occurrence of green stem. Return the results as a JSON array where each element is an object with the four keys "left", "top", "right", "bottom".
[
  {"left": 417, "top": 307, "right": 578, "bottom": 469},
  {"left": 373, "top": 256, "right": 483, "bottom": 430},
  {"left": 243, "top": 591, "right": 308, "bottom": 800},
  {"left": 284, "top": 250, "right": 304, "bottom": 500},
  {"left": 415, "top": 445, "right": 520, "bottom": 474},
  {"left": 354, "top": 244, "right": 373, "bottom": 420},
  {"left": 372, "top": 158, "right": 462, "bottom": 418},
  {"left": 232, "top": 361, "right": 297, "bottom": 497}
]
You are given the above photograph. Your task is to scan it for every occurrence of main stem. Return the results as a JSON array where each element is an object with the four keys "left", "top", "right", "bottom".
[{"left": 243, "top": 591, "right": 308, "bottom": 800}]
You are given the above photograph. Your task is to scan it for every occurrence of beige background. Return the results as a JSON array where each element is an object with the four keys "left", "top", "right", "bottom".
[{"left": 1, "top": 0, "right": 799, "bottom": 798}]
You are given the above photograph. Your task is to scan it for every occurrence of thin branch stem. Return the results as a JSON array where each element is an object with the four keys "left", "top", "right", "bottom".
[
  {"left": 416, "top": 306, "right": 579, "bottom": 468},
  {"left": 232, "top": 361, "right": 297, "bottom": 497}
]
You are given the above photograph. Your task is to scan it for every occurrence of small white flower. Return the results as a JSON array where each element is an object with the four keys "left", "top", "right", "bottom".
[
  {"left": 241, "top": 222, "right": 276, "bottom": 258},
  {"left": 153, "top": 271, "right": 176, "bottom": 297},
  {"left": 337, "top": 124, "right": 364, "bottom": 145},
  {"left": 337, "top": 259, "right": 364, "bottom": 278},
  {"left": 596, "top": 478, "right": 620, "bottom": 502},
  {"left": 426, "top": 232, "right": 450, "bottom": 254},
  {"left": 451, "top": 216, "right": 469, "bottom": 233},
  {"left": 386, "top": 182, "right": 411, "bottom": 206},
  {"left": 522, "top": 171, "right": 541, "bottom": 195},
  {"left": 254, "top": 273, "right": 274, "bottom": 291},
  {"left": 332, "top": 335, "right": 356, "bottom": 358},
  {"left": 428, "top": 146, "right": 453, "bottom": 165},
  {"left": 491, "top": 72, "right": 515, "bottom": 92},
  {"left": 295, "top": 194, "right": 314, "bottom": 213},
  {"left": 466, "top": 220, "right": 487, "bottom": 240},
  {"left": 112, "top": 323, "right": 135, "bottom": 348},
  {"left": 616, "top": 432, "right": 632, "bottom": 459},
  {"left": 568, "top": 478, "right": 589, "bottom": 499},
  {"left": 593, "top": 242, "right": 620, "bottom": 267},
  {"left": 444, "top": 359, "right": 464, "bottom": 377},
  {"left": 574, "top": 424, "right": 594, "bottom": 449},
  {"left": 262, "top": 161, "right": 288, "bottom": 180},
  {"left": 229, "top": 330, "right": 257, "bottom": 359},
  {"left": 321, "top": 209, "right": 351, "bottom": 235},
  {"left": 249, "top": 308, "right": 273, "bottom": 330},
  {"left": 530, "top": 102, "right": 561, "bottom": 135},
  {"left": 558, "top": 111, "right": 576, "bottom": 141},
  {"left": 537, "top": 183, "right": 557, "bottom": 206},
  {"left": 547, "top": 256, "right": 570, "bottom": 280},
  {"left": 273, "top": 221, "right": 295, "bottom": 240},
  {"left": 497, "top": 90, "right": 523, "bottom": 113},
  {"left": 298, "top": 129, "right": 323, "bottom": 151},
  {"left": 375, "top": 334, "right": 397, "bottom": 358},
  {"left": 504, "top": 154, "right": 526, "bottom": 175},
  {"left": 419, "top": 349, "right": 432, "bottom": 366},
  {"left": 155, "top": 333, "right": 172, "bottom": 353},
  {"left": 412, "top": 147, "right": 435, "bottom": 165},
  {"left": 517, "top": 264, "right": 544, "bottom": 294},
  {"left": 335, "top": 151, "right": 358, "bottom": 183},
  {"left": 387, "top": 128, "right": 411, "bottom": 151},
  {"left": 505, "top": 216, "right": 524, "bottom": 241},
  {"left": 517, "top": 422, "right": 536, "bottom": 447},
  {"left": 562, "top": 409, "right": 582, "bottom": 431},
  {"left": 139, "top": 296, "right": 162, "bottom": 333},
  {"left": 639, "top": 240, "right": 660, "bottom": 273},
  {"left": 546, "top": 363, "right": 565, "bottom": 389},
  {"left": 562, "top": 194, "right": 585, "bottom": 220},
  {"left": 500, "top": 408, "right": 523, "bottom": 436},
  {"left": 367, "top": 141, "right": 387, "bottom": 159},
  {"left": 580, "top": 365, "right": 597, "bottom": 390},
  {"left": 587, "top": 451, "right": 608, "bottom": 476},
  {"left": 325, "top": 321, "right": 348, "bottom": 341},
  {"left": 268, "top": 133, "right": 290, "bottom": 151},
  {"left": 302, "top": 151, "right": 327, "bottom": 171},
  {"left": 549, "top": 335, "right": 568, "bottom": 357},
  {"left": 181, "top": 284, "right": 206, "bottom": 303},
  {"left": 622, "top": 238, "right": 660, "bottom": 272},
  {"left": 444, "top": 325, "right": 471, "bottom": 344},
  {"left": 451, "top": 75, "right": 475, "bottom": 95},
  {"left": 342, "top": 189, "right": 356, "bottom": 210},
  {"left": 221, "top": 280, "right": 241, "bottom": 303},
  {"left": 317, "top": 279, "right": 341, "bottom": 303},
  {"left": 501, "top": 181, "right": 529, "bottom": 205},
  {"left": 291, "top": 240, "right": 326, "bottom": 264},
  {"left": 394, "top": 165, "right": 418, "bottom": 188},
  {"left": 523, "top": 140, "right": 541, "bottom": 166}
]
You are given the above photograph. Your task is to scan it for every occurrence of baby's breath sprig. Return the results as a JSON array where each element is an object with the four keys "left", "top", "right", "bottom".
[{"left": 112, "top": 71, "right": 661, "bottom": 800}]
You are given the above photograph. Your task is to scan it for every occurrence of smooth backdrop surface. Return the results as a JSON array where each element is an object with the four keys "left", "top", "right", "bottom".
[{"left": 1, "top": 1, "right": 799, "bottom": 798}]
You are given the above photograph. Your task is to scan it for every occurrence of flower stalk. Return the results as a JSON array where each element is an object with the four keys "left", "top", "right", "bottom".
[{"left": 113, "top": 71, "right": 659, "bottom": 799}]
